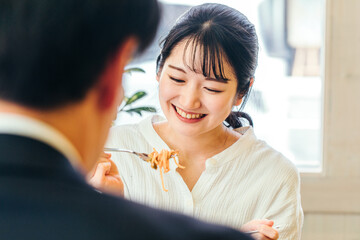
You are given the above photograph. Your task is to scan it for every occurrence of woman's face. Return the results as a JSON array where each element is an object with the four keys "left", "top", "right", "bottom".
[{"left": 157, "top": 40, "right": 242, "bottom": 137}]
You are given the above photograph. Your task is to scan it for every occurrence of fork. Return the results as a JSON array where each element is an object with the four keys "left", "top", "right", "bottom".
[
  {"left": 104, "top": 147, "right": 150, "bottom": 162},
  {"left": 245, "top": 225, "right": 281, "bottom": 234}
]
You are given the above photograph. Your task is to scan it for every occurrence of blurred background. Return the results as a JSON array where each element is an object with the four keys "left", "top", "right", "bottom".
[
  {"left": 117, "top": 0, "right": 324, "bottom": 172},
  {"left": 116, "top": 0, "right": 360, "bottom": 239}
]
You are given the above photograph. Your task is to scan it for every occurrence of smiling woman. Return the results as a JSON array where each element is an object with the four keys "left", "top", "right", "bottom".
[
  {"left": 89, "top": 3, "right": 303, "bottom": 240},
  {"left": 156, "top": 39, "right": 242, "bottom": 137}
]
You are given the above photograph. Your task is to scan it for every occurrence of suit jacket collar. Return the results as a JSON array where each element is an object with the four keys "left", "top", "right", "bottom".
[
  {"left": 0, "top": 134, "right": 87, "bottom": 186},
  {"left": 0, "top": 113, "right": 83, "bottom": 171}
]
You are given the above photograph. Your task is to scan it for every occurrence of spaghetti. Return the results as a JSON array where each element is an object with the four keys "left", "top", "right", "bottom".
[{"left": 147, "top": 148, "right": 184, "bottom": 192}]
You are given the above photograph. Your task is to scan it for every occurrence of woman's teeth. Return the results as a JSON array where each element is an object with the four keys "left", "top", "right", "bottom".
[{"left": 176, "top": 107, "right": 203, "bottom": 119}]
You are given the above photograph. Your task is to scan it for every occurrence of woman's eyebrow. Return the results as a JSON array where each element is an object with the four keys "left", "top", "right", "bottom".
[{"left": 168, "top": 64, "right": 186, "bottom": 73}]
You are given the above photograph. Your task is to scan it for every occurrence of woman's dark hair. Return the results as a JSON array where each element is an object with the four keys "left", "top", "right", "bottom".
[
  {"left": 156, "top": 3, "right": 258, "bottom": 128},
  {"left": 0, "top": 0, "right": 160, "bottom": 109}
]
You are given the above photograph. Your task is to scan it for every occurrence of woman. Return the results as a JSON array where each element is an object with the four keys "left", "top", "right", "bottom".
[{"left": 89, "top": 3, "right": 303, "bottom": 240}]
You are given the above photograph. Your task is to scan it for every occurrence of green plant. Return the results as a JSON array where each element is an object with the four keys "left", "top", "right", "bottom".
[{"left": 118, "top": 67, "right": 157, "bottom": 116}]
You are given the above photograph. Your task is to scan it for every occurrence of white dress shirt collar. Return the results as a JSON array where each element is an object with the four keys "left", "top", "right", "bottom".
[{"left": 0, "top": 113, "right": 83, "bottom": 172}]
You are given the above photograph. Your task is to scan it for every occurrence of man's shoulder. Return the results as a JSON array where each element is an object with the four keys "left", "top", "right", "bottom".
[
  {"left": 0, "top": 149, "right": 251, "bottom": 240},
  {"left": 86, "top": 192, "right": 253, "bottom": 240}
]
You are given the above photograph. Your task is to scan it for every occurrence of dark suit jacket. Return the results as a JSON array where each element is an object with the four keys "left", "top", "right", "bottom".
[{"left": 0, "top": 134, "right": 252, "bottom": 240}]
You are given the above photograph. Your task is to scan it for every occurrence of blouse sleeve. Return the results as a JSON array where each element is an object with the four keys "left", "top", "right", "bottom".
[{"left": 262, "top": 162, "right": 304, "bottom": 240}]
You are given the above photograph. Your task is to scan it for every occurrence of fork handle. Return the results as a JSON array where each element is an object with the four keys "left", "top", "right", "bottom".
[
  {"left": 103, "top": 148, "right": 135, "bottom": 154},
  {"left": 245, "top": 225, "right": 281, "bottom": 234}
]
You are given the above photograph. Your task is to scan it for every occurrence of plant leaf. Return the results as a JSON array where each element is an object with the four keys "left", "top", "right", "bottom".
[
  {"left": 124, "top": 91, "right": 147, "bottom": 106},
  {"left": 124, "top": 67, "right": 146, "bottom": 75},
  {"left": 124, "top": 107, "right": 157, "bottom": 116}
]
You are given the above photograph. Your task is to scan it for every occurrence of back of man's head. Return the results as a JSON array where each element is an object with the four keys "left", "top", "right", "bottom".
[{"left": 0, "top": 0, "right": 160, "bottom": 109}]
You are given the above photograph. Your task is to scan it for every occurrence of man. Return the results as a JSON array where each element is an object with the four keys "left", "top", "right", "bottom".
[{"left": 0, "top": 1, "right": 253, "bottom": 239}]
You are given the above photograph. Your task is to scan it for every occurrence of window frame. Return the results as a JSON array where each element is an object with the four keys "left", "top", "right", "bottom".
[{"left": 300, "top": 0, "right": 360, "bottom": 214}]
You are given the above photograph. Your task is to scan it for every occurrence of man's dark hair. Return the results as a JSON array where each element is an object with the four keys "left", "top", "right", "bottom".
[{"left": 0, "top": 0, "right": 160, "bottom": 109}]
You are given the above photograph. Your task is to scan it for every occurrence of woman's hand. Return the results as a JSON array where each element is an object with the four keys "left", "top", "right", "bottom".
[
  {"left": 240, "top": 219, "right": 279, "bottom": 240},
  {"left": 87, "top": 152, "right": 124, "bottom": 197}
]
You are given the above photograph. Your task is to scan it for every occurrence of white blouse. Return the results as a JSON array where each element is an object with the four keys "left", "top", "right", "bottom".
[{"left": 106, "top": 115, "right": 303, "bottom": 240}]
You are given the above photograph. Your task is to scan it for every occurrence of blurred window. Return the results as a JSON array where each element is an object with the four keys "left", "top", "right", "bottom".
[{"left": 118, "top": 0, "right": 325, "bottom": 172}]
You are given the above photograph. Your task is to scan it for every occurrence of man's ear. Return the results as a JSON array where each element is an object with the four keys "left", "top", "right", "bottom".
[{"left": 97, "top": 37, "right": 138, "bottom": 110}]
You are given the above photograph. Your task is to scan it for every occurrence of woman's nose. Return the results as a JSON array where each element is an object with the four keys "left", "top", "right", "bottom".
[{"left": 179, "top": 86, "right": 201, "bottom": 110}]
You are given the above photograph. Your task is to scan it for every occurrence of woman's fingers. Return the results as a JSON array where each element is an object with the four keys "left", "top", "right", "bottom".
[
  {"left": 106, "top": 158, "right": 120, "bottom": 175},
  {"left": 241, "top": 219, "right": 279, "bottom": 240},
  {"left": 241, "top": 219, "right": 273, "bottom": 232},
  {"left": 255, "top": 219, "right": 274, "bottom": 227},
  {"left": 87, "top": 152, "right": 113, "bottom": 179},
  {"left": 93, "top": 161, "right": 112, "bottom": 181},
  {"left": 100, "top": 152, "right": 111, "bottom": 159},
  {"left": 87, "top": 154, "right": 124, "bottom": 196},
  {"left": 256, "top": 224, "right": 279, "bottom": 239},
  {"left": 251, "top": 233, "right": 272, "bottom": 240},
  {"left": 87, "top": 161, "right": 111, "bottom": 189}
]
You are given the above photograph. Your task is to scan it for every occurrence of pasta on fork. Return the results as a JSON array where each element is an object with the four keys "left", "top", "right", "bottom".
[{"left": 147, "top": 148, "right": 184, "bottom": 192}]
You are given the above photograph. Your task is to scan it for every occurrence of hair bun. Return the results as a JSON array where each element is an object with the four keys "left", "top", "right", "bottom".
[{"left": 225, "top": 111, "right": 253, "bottom": 128}]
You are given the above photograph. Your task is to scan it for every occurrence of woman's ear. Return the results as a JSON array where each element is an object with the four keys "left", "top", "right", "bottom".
[
  {"left": 234, "top": 78, "right": 254, "bottom": 106},
  {"left": 156, "top": 68, "right": 162, "bottom": 82},
  {"left": 156, "top": 73, "right": 160, "bottom": 82},
  {"left": 234, "top": 97, "right": 243, "bottom": 106},
  {"left": 249, "top": 77, "right": 254, "bottom": 88}
]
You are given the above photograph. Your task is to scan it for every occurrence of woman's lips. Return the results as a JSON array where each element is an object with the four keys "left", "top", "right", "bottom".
[{"left": 173, "top": 105, "right": 206, "bottom": 120}]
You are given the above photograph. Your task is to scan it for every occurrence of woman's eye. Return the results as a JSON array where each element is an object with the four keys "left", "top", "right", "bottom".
[
  {"left": 205, "top": 87, "right": 223, "bottom": 93},
  {"left": 169, "top": 77, "right": 185, "bottom": 83}
]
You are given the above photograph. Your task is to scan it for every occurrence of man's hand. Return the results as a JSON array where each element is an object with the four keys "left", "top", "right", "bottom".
[
  {"left": 87, "top": 152, "right": 124, "bottom": 197},
  {"left": 240, "top": 219, "right": 279, "bottom": 240}
]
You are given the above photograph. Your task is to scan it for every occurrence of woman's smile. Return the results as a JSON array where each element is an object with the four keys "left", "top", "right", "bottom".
[
  {"left": 157, "top": 39, "right": 240, "bottom": 137},
  {"left": 172, "top": 104, "right": 206, "bottom": 123}
]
